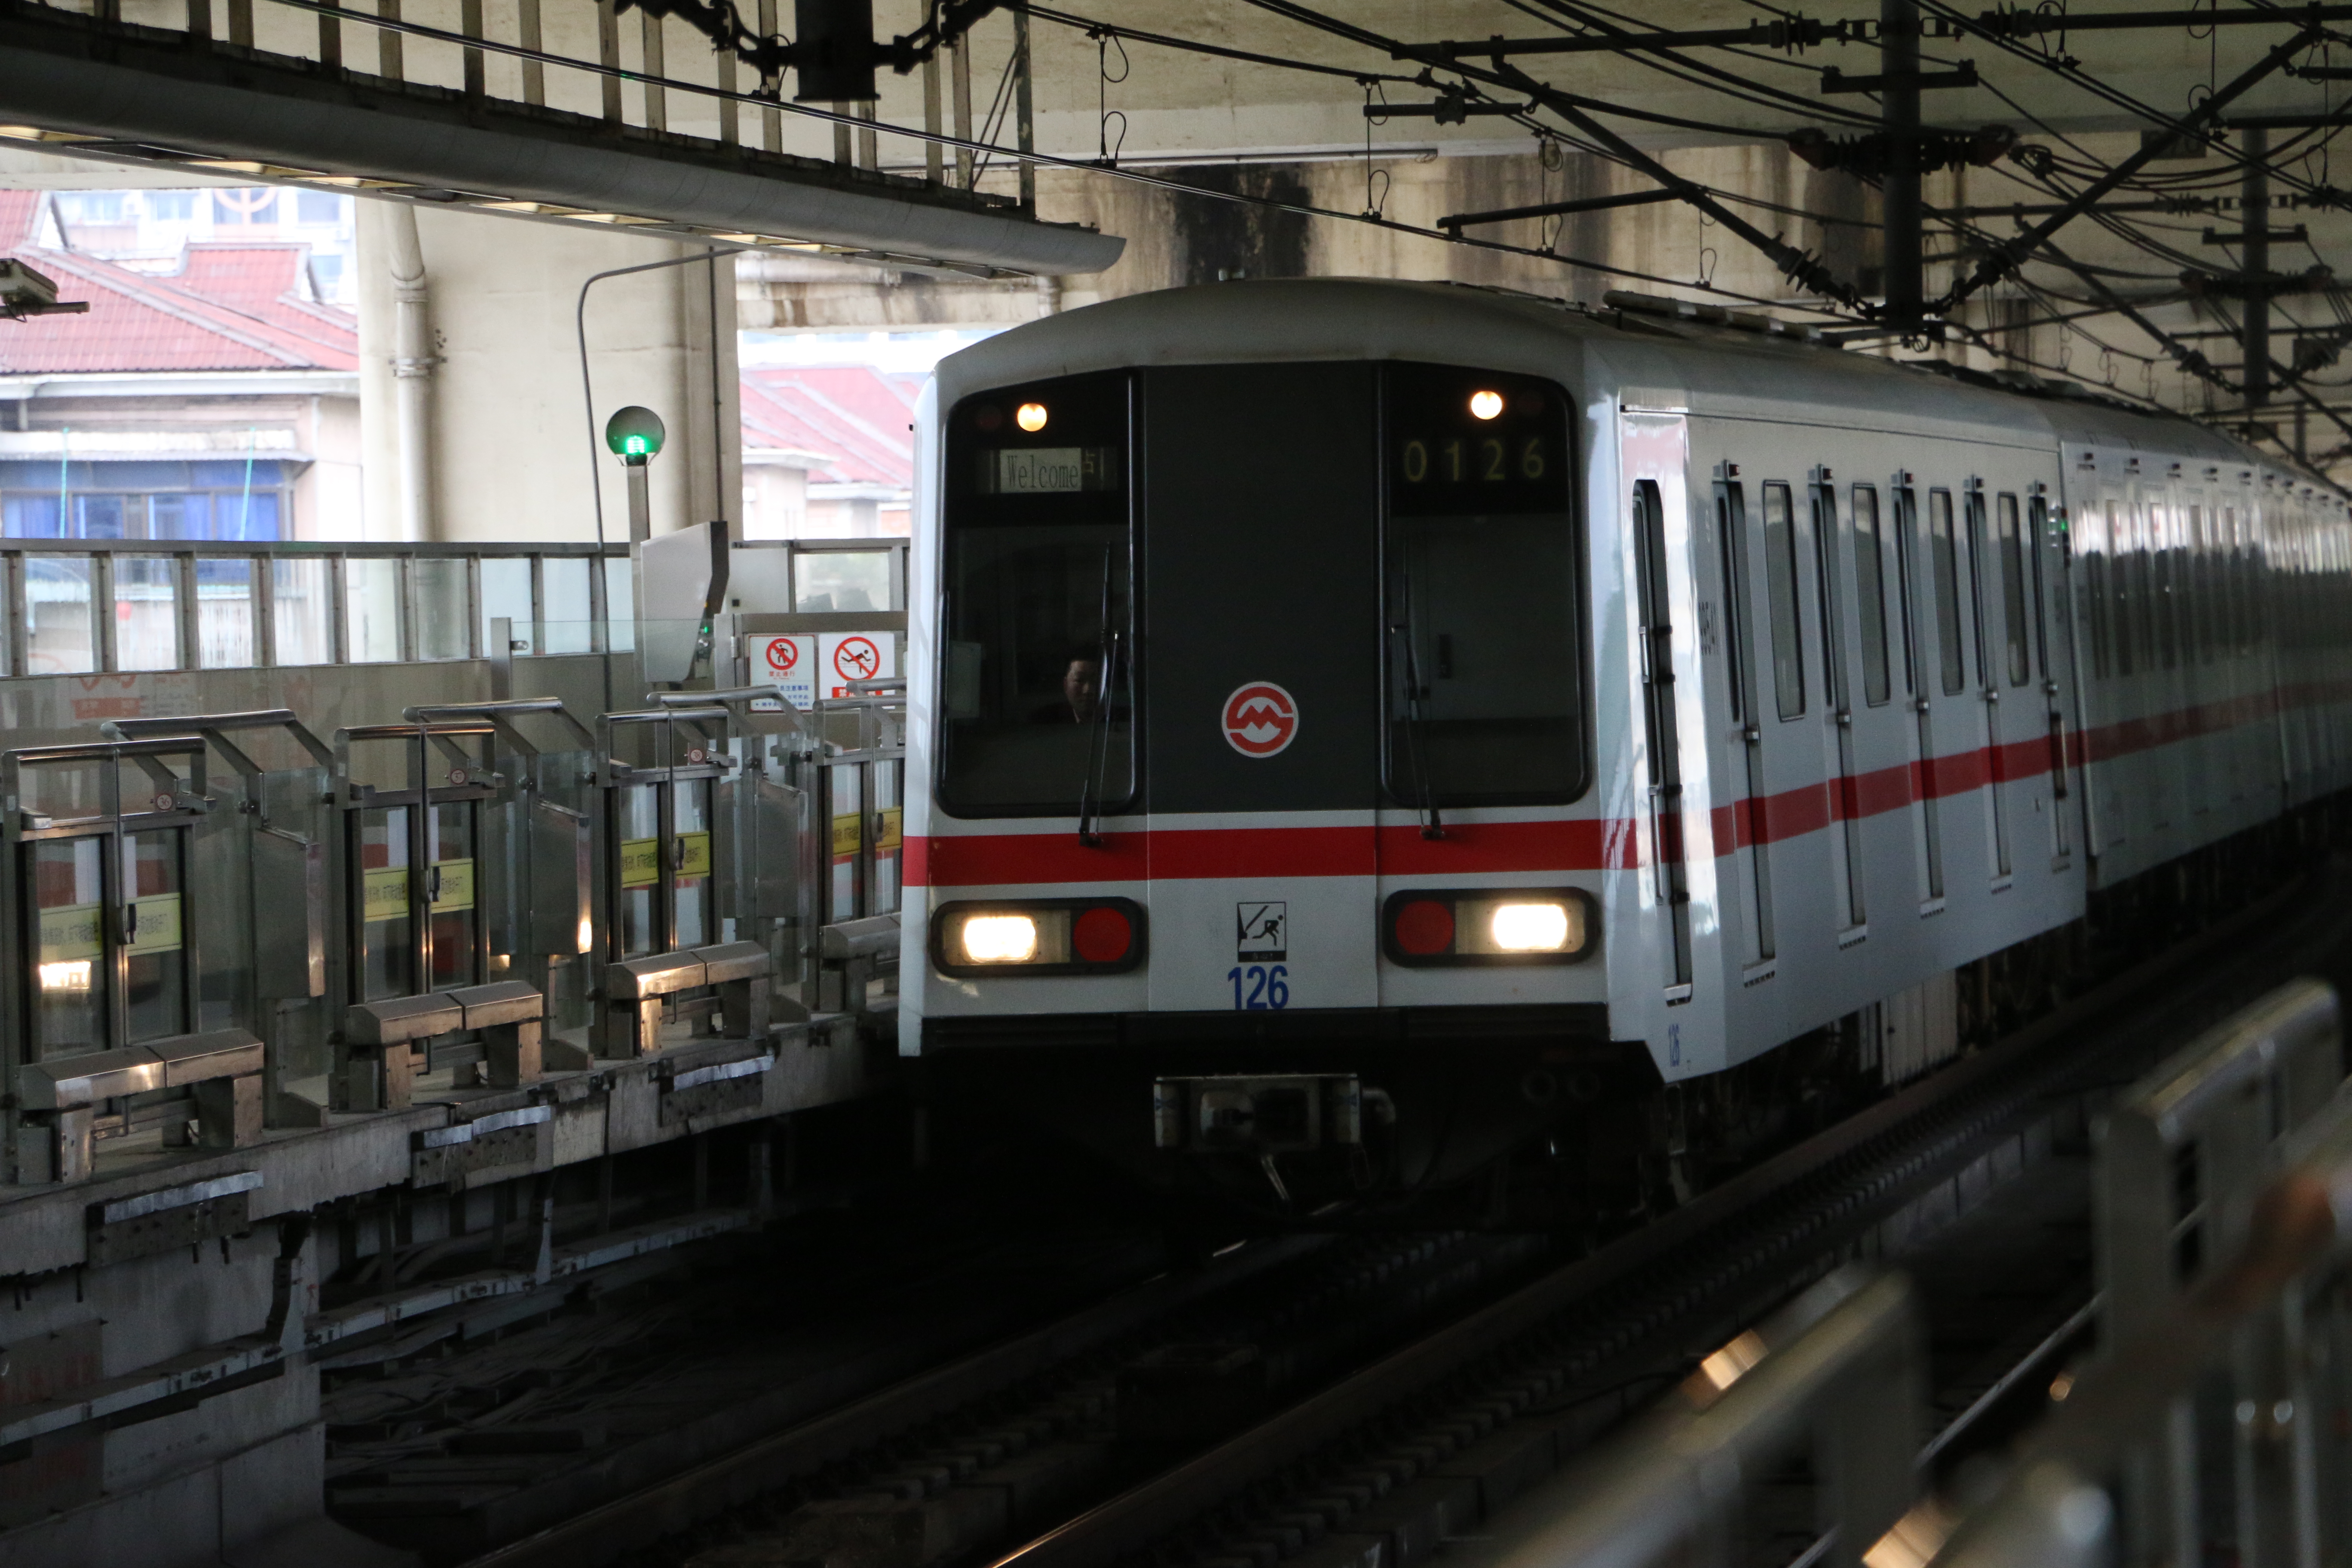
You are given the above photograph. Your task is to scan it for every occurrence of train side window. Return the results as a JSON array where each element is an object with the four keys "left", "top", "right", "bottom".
[
  {"left": 2107, "top": 501, "right": 2135, "bottom": 677},
  {"left": 2224, "top": 505, "right": 2245, "bottom": 655},
  {"left": 1996, "top": 493, "right": 2030, "bottom": 686},
  {"left": 1852, "top": 485, "right": 1891, "bottom": 705},
  {"left": 1717, "top": 485, "right": 1747, "bottom": 726},
  {"left": 1929, "top": 489, "right": 1966, "bottom": 695},
  {"left": 1812, "top": 481, "right": 1847, "bottom": 706},
  {"left": 1892, "top": 487, "right": 1919, "bottom": 695},
  {"left": 2176, "top": 514, "right": 2192, "bottom": 670},
  {"left": 2152, "top": 502, "right": 2179, "bottom": 671},
  {"left": 1964, "top": 489, "right": 1994, "bottom": 692},
  {"left": 2084, "top": 548, "right": 2110, "bottom": 680},
  {"left": 2027, "top": 494, "right": 2053, "bottom": 680},
  {"left": 1762, "top": 481, "right": 1806, "bottom": 719}
]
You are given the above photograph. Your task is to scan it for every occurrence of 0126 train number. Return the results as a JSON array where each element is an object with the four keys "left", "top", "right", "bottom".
[{"left": 1228, "top": 965, "right": 1290, "bottom": 1011}]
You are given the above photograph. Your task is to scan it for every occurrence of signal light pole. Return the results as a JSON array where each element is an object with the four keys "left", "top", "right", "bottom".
[{"left": 604, "top": 404, "right": 666, "bottom": 545}]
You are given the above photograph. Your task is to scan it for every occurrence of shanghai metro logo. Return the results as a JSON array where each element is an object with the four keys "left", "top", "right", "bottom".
[{"left": 1222, "top": 681, "right": 1298, "bottom": 758}]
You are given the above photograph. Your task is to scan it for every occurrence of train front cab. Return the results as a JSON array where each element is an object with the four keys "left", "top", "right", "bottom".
[{"left": 902, "top": 347, "right": 1631, "bottom": 1212}]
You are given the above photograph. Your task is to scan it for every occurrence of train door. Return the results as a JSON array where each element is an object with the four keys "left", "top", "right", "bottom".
[
  {"left": 1810, "top": 469, "right": 1867, "bottom": 936},
  {"left": 1693, "top": 420, "right": 1842, "bottom": 986},
  {"left": 2028, "top": 486, "right": 2074, "bottom": 868},
  {"left": 1966, "top": 484, "right": 2041, "bottom": 888},
  {"left": 1920, "top": 482, "right": 1981, "bottom": 900},
  {"left": 1631, "top": 477, "right": 1694, "bottom": 997},
  {"left": 2089, "top": 484, "right": 2134, "bottom": 855},
  {"left": 1709, "top": 466, "right": 1773, "bottom": 970},
  {"left": 2171, "top": 477, "right": 2205, "bottom": 817},
  {"left": 2141, "top": 479, "right": 2186, "bottom": 842},
  {"left": 1839, "top": 477, "right": 1916, "bottom": 923},
  {"left": 1141, "top": 361, "right": 1381, "bottom": 1015},
  {"left": 1618, "top": 411, "right": 1727, "bottom": 1073},
  {"left": 1892, "top": 478, "right": 1946, "bottom": 907},
  {"left": 2239, "top": 477, "right": 2288, "bottom": 813}
]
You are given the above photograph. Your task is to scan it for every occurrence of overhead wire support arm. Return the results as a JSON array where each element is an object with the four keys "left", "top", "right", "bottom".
[
  {"left": 1972, "top": 3, "right": 2352, "bottom": 37},
  {"left": 1934, "top": 22, "right": 2320, "bottom": 315},
  {"left": 1372, "top": 96, "right": 1534, "bottom": 120},
  {"left": 1821, "top": 59, "right": 1978, "bottom": 90},
  {"left": 1439, "top": 187, "right": 1680, "bottom": 233},
  {"left": 1470, "top": 58, "right": 1865, "bottom": 308},
  {"left": 1397, "top": 18, "right": 1862, "bottom": 58}
]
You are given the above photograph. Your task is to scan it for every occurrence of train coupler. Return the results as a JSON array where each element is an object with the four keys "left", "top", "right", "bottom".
[{"left": 1151, "top": 1072, "right": 1373, "bottom": 1155}]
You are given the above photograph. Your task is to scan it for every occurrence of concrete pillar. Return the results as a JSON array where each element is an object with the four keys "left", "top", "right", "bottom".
[
  {"left": 357, "top": 202, "right": 738, "bottom": 543},
  {"left": 387, "top": 202, "right": 434, "bottom": 543}
]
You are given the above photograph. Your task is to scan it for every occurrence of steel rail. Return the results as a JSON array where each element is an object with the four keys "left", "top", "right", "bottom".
[{"left": 459, "top": 1234, "right": 1333, "bottom": 1568}]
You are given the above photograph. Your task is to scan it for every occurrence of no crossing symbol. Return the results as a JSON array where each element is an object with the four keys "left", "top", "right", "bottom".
[
  {"left": 833, "top": 635, "right": 882, "bottom": 684},
  {"left": 764, "top": 637, "right": 802, "bottom": 674}
]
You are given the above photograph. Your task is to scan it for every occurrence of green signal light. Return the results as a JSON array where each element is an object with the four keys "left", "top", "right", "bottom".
[{"left": 604, "top": 405, "right": 666, "bottom": 463}]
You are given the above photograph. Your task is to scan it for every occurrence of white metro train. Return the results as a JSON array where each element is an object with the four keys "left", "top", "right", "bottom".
[{"left": 895, "top": 278, "right": 2352, "bottom": 1220}]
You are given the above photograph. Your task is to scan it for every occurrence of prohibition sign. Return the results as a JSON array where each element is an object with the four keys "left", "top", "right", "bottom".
[
  {"left": 833, "top": 636, "right": 882, "bottom": 683},
  {"left": 763, "top": 637, "right": 802, "bottom": 674},
  {"left": 1222, "top": 682, "right": 1299, "bottom": 758}
]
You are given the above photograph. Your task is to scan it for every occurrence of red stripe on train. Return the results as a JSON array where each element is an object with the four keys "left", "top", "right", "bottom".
[
  {"left": 907, "top": 820, "right": 1638, "bottom": 888},
  {"left": 908, "top": 683, "right": 2352, "bottom": 887}
]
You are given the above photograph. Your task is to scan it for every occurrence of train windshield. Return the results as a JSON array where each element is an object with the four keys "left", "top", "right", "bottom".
[
  {"left": 1383, "top": 365, "right": 1583, "bottom": 807},
  {"left": 937, "top": 371, "right": 1135, "bottom": 817}
]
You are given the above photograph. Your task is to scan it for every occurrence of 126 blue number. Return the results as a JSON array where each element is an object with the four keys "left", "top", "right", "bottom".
[{"left": 1228, "top": 964, "right": 1289, "bottom": 1011}]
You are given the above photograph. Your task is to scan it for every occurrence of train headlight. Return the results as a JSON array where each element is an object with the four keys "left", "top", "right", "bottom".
[
  {"left": 933, "top": 898, "right": 1146, "bottom": 977},
  {"left": 1468, "top": 389, "right": 1504, "bottom": 420},
  {"left": 959, "top": 914, "right": 1039, "bottom": 963},
  {"left": 1015, "top": 401, "right": 1050, "bottom": 432},
  {"left": 1382, "top": 888, "right": 1596, "bottom": 966},
  {"left": 1487, "top": 900, "right": 1574, "bottom": 952}
]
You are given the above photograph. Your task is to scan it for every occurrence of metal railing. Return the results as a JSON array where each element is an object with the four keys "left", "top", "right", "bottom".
[
  {"left": 1936, "top": 1087, "right": 2352, "bottom": 1568},
  {"left": 1464, "top": 978, "right": 2352, "bottom": 1568},
  {"left": 0, "top": 536, "right": 907, "bottom": 679},
  {"left": 0, "top": 539, "right": 630, "bottom": 676},
  {"left": 1462, "top": 1267, "right": 1923, "bottom": 1568}
]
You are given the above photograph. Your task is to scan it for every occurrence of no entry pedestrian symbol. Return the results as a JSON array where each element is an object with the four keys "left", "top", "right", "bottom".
[
  {"left": 764, "top": 637, "right": 801, "bottom": 674},
  {"left": 1222, "top": 682, "right": 1298, "bottom": 758}
]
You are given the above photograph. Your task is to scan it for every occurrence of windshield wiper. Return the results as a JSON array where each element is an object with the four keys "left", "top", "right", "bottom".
[
  {"left": 1389, "top": 567, "right": 1445, "bottom": 840},
  {"left": 1078, "top": 550, "right": 1120, "bottom": 848}
]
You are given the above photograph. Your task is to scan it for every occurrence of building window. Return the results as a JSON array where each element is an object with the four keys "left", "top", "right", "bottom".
[
  {"left": 2, "top": 460, "right": 289, "bottom": 542},
  {"left": 55, "top": 192, "right": 126, "bottom": 225}
]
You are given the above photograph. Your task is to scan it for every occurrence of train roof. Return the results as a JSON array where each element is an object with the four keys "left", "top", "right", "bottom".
[{"left": 937, "top": 278, "right": 2332, "bottom": 499}]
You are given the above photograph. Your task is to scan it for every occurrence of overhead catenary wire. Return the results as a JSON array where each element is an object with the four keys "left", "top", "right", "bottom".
[
  {"left": 236, "top": 0, "right": 1869, "bottom": 318},
  {"left": 225, "top": 0, "right": 2352, "bottom": 464}
]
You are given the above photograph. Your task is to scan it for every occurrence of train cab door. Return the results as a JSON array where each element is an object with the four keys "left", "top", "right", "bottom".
[
  {"left": 1137, "top": 362, "right": 1383, "bottom": 1017},
  {"left": 1617, "top": 411, "right": 1725, "bottom": 1076},
  {"left": 1703, "top": 461, "right": 1774, "bottom": 977}
]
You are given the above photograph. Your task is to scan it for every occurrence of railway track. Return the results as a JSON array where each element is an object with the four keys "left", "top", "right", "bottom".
[
  {"left": 442, "top": 866, "right": 2352, "bottom": 1568},
  {"left": 456, "top": 1209, "right": 1557, "bottom": 1567},
  {"left": 983, "top": 870, "right": 2352, "bottom": 1568}
]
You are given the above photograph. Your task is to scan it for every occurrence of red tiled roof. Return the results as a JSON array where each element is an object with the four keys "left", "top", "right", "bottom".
[
  {"left": 0, "top": 204, "right": 356, "bottom": 375},
  {"left": 740, "top": 365, "right": 918, "bottom": 489}
]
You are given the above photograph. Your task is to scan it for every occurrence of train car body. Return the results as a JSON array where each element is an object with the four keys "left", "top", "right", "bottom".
[{"left": 897, "top": 278, "right": 2352, "bottom": 1212}]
